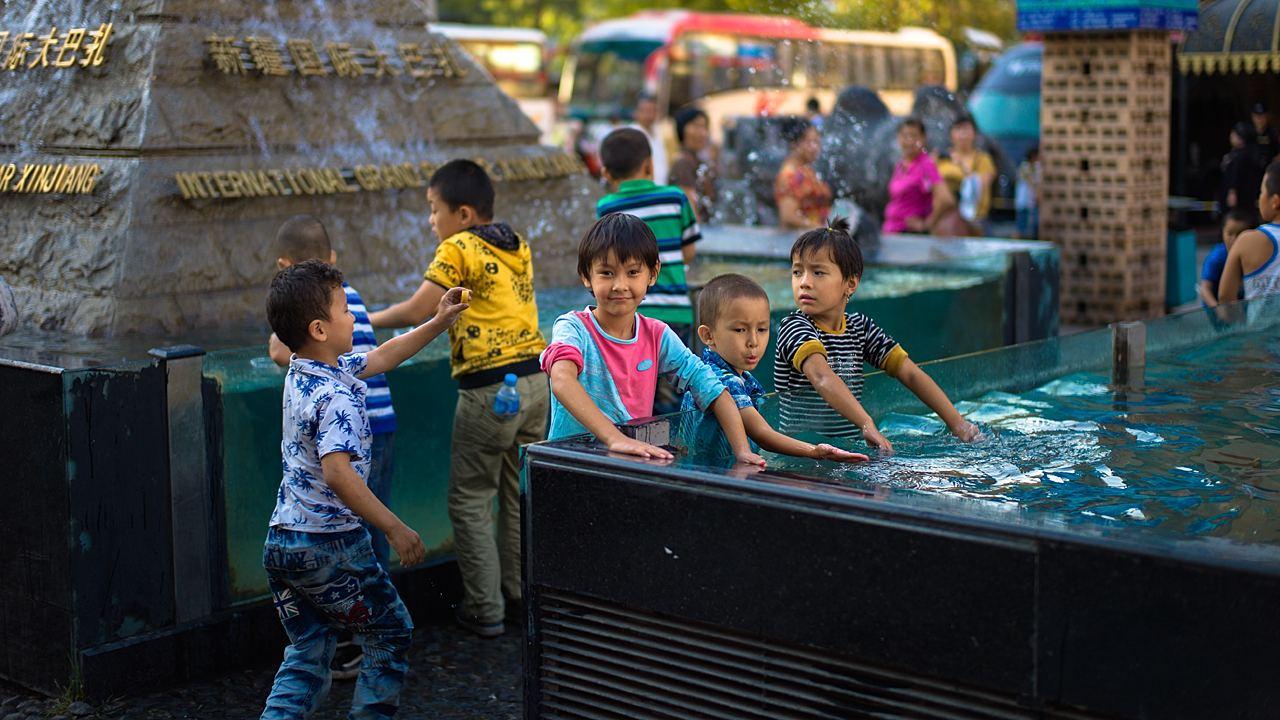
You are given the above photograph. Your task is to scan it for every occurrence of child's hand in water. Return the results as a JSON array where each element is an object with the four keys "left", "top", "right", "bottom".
[
  {"left": 950, "top": 420, "right": 983, "bottom": 442},
  {"left": 813, "top": 444, "right": 870, "bottom": 463},
  {"left": 607, "top": 436, "right": 674, "bottom": 460},
  {"left": 436, "top": 287, "right": 470, "bottom": 326},
  {"left": 734, "top": 449, "right": 767, "bottom": 467},
  {"left": 862, "top": 427, "right": 894, "bottom": 455}
]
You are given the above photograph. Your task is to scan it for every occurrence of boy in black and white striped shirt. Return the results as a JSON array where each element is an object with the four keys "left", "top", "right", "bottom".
[{"left": 774, "top": 218, "right": 980, "bottom": 453}]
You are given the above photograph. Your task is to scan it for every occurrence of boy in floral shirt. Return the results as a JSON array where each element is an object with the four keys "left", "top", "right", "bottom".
[{"left": 261, "top": 260, "right": 465, "bottom": 719}]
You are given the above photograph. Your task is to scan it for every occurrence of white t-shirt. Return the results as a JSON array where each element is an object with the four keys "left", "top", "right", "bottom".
[{"left": 631, "top": 123, "right": 668, "bottom": 185}]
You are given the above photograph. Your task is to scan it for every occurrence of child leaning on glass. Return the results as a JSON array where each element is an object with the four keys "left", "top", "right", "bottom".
[
  {"left": 540, "top": 213, "right": 766, "bottom": 466},
  {"left": 773, "top": 217, "right": 981, "bottom": 454}
]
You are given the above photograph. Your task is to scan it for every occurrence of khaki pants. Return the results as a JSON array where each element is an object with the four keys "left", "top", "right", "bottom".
[{"left": 448, "top": 372, "right": 549, "bottom": 623}]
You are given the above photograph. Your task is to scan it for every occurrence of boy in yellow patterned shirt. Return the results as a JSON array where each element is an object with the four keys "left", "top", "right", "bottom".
[{"left": 370, "top": 160, "right": 547, "bottom": 638}]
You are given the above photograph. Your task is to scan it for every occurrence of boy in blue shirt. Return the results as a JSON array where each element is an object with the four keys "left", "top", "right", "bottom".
[
  {"left": 267, "top": 215, "right": 399, "bottom": 679},
  {"left": 680, "top": 273, "right": 868, "bottom": 466},
  {"left": 1199, "top": 208, "right": 1254, "bottom": 308},
  {"left": 261, "top": 260, "right": 466, "bottom": 719}
]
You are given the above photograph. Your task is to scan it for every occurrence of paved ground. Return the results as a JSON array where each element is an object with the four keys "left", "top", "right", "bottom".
[{"left": 0, "top": 621, "right": 521, "bottom": 719}]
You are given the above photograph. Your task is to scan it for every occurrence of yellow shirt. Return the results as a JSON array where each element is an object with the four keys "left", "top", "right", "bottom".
[
  {"left": 424, "top": 224, "right": 546, "bottom": 379},
  {"left": 937, "top": 151, "right": 996, "bottom": 221}
]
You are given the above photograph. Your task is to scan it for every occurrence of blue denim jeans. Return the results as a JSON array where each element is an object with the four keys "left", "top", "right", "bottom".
[
  {"left": 364, "top": 432, "right": 396, "bottom": 568},
  {"left": 261, "top": 527, "right": 414, "bottom": 720}
]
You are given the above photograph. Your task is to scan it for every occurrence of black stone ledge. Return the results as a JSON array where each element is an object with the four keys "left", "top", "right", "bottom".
[{"left": 525, "top": 441, "right": 1280, "bottom": 719}]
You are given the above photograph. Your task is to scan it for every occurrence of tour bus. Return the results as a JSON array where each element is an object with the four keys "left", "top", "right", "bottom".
[
  {"left": 559, "top": 11, "right": 957, "bottom": 143},
  {"left": 434, "top": 23, "right": 556, "bottom": 142}
]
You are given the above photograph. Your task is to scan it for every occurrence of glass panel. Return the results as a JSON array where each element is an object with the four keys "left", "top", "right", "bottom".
[{"left": 591, "top": 294, "right": 1280, "bottom": 561}]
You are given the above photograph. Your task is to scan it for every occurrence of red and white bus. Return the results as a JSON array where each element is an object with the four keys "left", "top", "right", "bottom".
[{"left": 559, "top": 11, "right": 957, "bottom": 143}]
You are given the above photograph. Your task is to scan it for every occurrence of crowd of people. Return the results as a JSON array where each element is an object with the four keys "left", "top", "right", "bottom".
[
  {"left": 571, "top": 95, "right": 1046, "bottom": 241},
  {"left": 252, "top": 92, "right": 1280, "bottom": 717},
  {"left": 256, "top": 118, "right": 992, "bottom": 715}
]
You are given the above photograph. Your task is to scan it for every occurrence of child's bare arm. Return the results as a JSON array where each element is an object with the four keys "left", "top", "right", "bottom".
[
  {"left": 891, "top": 358, "right": 980, "bottom": 441},
  {"left": 321, "top": 452, "right": 425, "bottom": 566},
  {"left": 267, "top": 333, "right": 291, "bottom": 367},
  {"left": 369, "top": 280, "right": 446, "bottom": 328},
  {"left": 740, "top": 408, "right": 868, "bottom": 462},
  {"left": 548, "top": 359, "right": 673, "bottom": 459},
  {"left": 709, "top": 392, "right": 766, "bottom": 466},
  {"left": 801, "top": 354, "right": 893, "bottom": 452},
  {"left": 362, "top": 287, "right": 467, "bottom": 378},
  {"left": 1198, "top": 280, "right": 1219, "bottom": 308}
]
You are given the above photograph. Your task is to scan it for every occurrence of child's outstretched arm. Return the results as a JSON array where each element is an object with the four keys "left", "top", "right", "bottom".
[
  {"left": 801, "top": 354, "right": 894, "bottom": 453},
  {"left": 740, "top": 407, "right": 868, "bottom": 462},
  {"left": 322, "top": 451, "right": 425, "bottom": 566},
  {"left": 548, "top": 359, "right": 673, "bottom": 459},
  {"left": 362, "top": 287, "right": 467, "bottom": 378},
  {"left": 890, "top": 358, "right": 980, "bottom": 441},
  {"left": 369, "top": 280, "right": 446, "bottom": 328},
  {"left": 708, "top": 392, "right": 767, "bottom": 467}
]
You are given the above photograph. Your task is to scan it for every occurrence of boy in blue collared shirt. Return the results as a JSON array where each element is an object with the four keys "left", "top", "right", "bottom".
[
  {"left": 261, "top": 260, "right": 466, "bottom": 719},
  {"left": 681, "top": 274, "right": 868, "bottom": 465}
]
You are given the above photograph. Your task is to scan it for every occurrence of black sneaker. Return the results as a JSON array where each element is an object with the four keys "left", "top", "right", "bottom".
[
  {"left": 454, "top": 608, "right": 504, "bottom": 638},
  {"left": 330, "top": 641, "right": 363, "bottom": 680}
]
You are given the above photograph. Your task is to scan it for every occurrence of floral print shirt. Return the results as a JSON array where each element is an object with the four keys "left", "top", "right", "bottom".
[{"left": 269, "top": 353, "right": 372, "bottom": 533}]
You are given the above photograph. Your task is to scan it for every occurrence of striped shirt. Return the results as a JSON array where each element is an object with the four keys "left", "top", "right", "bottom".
[
  {"left": 773, "top": 310, "right": 907, "bottom": 439},
  {"left": 344, "top": 283, "right": 396, "bottom": 435},
  {"left": 597, "top": 179, "right": 702, "bottom": 325}
]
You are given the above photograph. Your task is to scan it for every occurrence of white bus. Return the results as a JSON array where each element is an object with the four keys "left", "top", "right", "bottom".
[{"left": 434, "top": 23, "right": 556, "bottom": 143}]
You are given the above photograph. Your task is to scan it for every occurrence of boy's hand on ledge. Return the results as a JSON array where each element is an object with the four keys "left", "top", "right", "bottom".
[
  {"left": 813, "top": 444, "right": 870, "bottom": 463},
  {"left": 734, "top": 449, "right": 767, "bottom": 468},
  {"left": 435, "top": 287, "right": 470, "bottom": 327},
  {"left": 950, "top": 420, "right": 983, "bottom": 443},
  {"left": 388, "top": 524, "right": 425, "bottom": 567},
  {"left": 862, "top": 426, "right": 894, "bottom": 455},
  {"left": 607, "top": 436, "right": 674, "bottom": 460}
]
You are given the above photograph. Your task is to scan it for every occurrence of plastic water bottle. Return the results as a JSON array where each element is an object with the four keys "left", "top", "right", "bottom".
[{"left": 493, "top": 373, "right": 521, "bottom": 418}]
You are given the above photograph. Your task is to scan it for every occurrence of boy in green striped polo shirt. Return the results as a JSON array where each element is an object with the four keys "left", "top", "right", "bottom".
[{"left": 597, "top": 127, "right": 701, "bottom": 331}]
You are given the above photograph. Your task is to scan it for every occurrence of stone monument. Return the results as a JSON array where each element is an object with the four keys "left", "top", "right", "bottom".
[{"left": 0, "top": 0, "right": 598, "bottom": 337}]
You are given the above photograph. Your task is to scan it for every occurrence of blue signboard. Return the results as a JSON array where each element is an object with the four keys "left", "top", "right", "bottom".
[{"left": 1017, "top": 0, "right": 1198, "bottom": 32}]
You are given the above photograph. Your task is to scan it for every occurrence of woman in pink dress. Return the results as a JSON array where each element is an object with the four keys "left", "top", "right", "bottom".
[{"left": 883, "top": 118, "right": 956, "bottom": 234}]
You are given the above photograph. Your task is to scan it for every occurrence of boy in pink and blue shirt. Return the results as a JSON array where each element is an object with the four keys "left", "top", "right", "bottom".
[
  {"left": 542, "top": 308, "right": 726, "bottom": 440},
  {"left": 541, "top": 213, "right": 765, "bottom": 466}
]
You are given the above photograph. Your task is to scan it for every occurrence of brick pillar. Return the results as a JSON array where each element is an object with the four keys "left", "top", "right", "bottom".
[{"left": 1040, "top": 31, "right": 1171, "bottom": 325}]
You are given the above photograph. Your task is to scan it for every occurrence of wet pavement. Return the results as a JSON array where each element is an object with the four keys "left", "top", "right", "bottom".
[{"left": 0, "top": 621, "right": 521, "bottom": 719}]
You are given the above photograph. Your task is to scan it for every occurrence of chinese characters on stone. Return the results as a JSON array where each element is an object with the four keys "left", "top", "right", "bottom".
[
  {"left": 203, "top": 35, "right": 467, "bottom": 80},
  {"left": 0, "top": 23, "right": 113, "bottom": 71}
]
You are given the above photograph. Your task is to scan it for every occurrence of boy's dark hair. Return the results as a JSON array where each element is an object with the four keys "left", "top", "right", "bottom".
[
  {"left": 600, "top": 128, "right": 651, "bottom": 179},
  {"left": 429, "top": 159, "right": 495, "bottom": 220},
  {"left": 781, "top": 116, "right": 814, "bottom": 146},
  {"left": 1266, "top": 158, "right": 1280, "bottom": 197},
  {"left": 674, "top": 106, "right": 708, "bottom": 144},
  {"left": 790, "top": 216, "right": 864, "bottom": 281},
  {"left": 1025, "top": 144, "right": 1040, "bottom": 161},
  {"left": 275, "top": 214, "right": 332, "bottom": 263},
  {"left": 1226, "top": 207, "right": 1259, "bottom": 226},
  {"left": 699, "top": 273, "right": 770, "bottom": 328},
  {"left": 805, "top": 96, "right": 821, "bottom": 113},
  {"left": 267, "top": 260, "right": 345, "bottom": 352},
  {"left": 898, "top": 116, "right": 926, "bottom": 135},
  {"left": 577, "top": 213, "right": 659, "bottom": 278}
]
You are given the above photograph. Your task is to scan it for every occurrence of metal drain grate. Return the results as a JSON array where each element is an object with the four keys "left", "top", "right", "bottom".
[{"left": 533, "top": 591, "right": 1091, "bottom": 720}]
